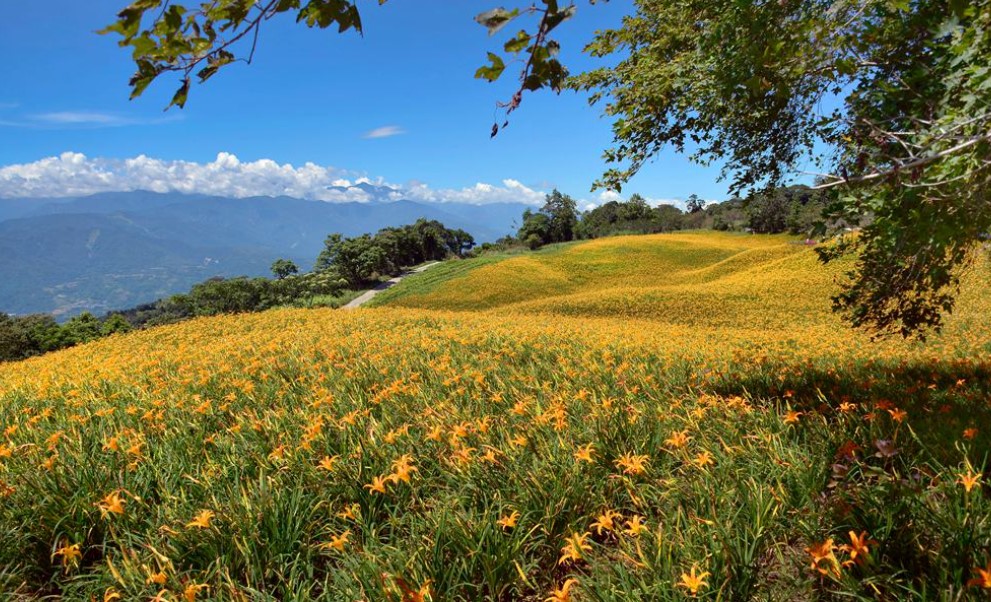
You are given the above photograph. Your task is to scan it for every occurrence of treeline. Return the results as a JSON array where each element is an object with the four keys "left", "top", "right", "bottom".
[
  {"left": 0, "top": 312, "right": 131, "bottom": 362},
  {"left": 0, "top": 219, "right": 474, "bottom": 362},
  {"left": 315, "top": 219, "right": 474, "bottom": 287},
  {"left": 0, "top": 270, "right": 349, "bottom": 362},
  {"left": 115, "top": 270, "right": 349, "bottom": 329},
  {"left": 487, "top": 185, "right": 831, "bottom": 251},
  {"left": 119, "top": 219, "right": 475, "bottom": 327}
]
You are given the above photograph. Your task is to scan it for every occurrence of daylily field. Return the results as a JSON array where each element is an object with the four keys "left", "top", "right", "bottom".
[{"left": 1, "top": 232, "right": 990, "bottom": 600}]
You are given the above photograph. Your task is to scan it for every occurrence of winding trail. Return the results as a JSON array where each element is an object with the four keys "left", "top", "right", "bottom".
[{"left": 342, "top": 262, "right": 441, "bottom": 309}]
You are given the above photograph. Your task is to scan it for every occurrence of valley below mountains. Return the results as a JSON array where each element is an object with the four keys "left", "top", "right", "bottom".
[{"left": 0, "top": 191, "right": 526, "bottom": 317}]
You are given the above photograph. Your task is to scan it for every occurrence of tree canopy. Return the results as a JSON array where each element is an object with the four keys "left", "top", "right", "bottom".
[
  {"left": 571, "top": 0, "right": 991, "bottom": 337},
  {"left": 518, "top": 190, "right": 579, "bottom": 249},
  {"left": 103, "top": 0, "right": 991, "bottom": 337}
]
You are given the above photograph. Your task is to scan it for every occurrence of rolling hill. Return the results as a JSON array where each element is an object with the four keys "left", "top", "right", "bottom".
[{"left": 373, "top": 230, "right": 990, "bottom": 339}]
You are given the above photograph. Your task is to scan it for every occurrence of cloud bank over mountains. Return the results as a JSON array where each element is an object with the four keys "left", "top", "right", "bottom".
[
  {"left": 0, "top": 152, "right": 551, "bottom": 206},
  {"left": 0, "top": 152, "right": 684, "bottom": 209}
]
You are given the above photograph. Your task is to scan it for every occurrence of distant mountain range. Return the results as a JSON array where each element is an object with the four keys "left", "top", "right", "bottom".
[{"left": 0, "top": 190, "right": 528, "bottom": 317}]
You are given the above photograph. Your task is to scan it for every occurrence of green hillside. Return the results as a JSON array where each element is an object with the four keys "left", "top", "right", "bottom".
[{"left": 1, "top": 232, "right": 989, "bottom": 601}]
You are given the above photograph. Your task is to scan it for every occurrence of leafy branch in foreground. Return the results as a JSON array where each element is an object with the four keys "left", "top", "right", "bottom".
[{"left": 100, "top": 0, "right": 582, "bottom": 123}]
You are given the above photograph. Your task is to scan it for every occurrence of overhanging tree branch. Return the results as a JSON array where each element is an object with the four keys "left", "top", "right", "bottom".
[{"left": 814, "top": 130, "right": 991, "bottom": 190}]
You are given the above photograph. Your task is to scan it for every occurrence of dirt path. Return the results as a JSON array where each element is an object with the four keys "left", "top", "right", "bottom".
[{"left": 342, "top": 262, "right": 441, "bottom": 309}]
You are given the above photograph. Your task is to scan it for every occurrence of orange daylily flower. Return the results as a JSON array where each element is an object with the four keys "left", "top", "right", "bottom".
[
  {"left": 614, "top": 453, "right": 649, "bottom": 476},
  {"left": 887, "top": 407, "right": 907, "bottom": 423},
  {"left": 388, "top": 455, "right": 418, "bottom": 483},
  {"left": 97, "top": 491, "right": 126, "bottom": 519},
  {"left": 337, "top": 503, "right": 360, "bottom": 520},
  {"left": 623, "top": 515, "right": 647, "bottom": 537},
  {"left": 693, "top": 450, "right": 715, "bottom": 468},
  {"left": 321, "top": 529, "right": 351, "bottom": 551},
  {"left": 544, "top": 578, "right": 578, "bottom": 602},
  {"left": 53, "top": 541, "right": 82, "bottom": 572},
  {"left": 146, "top": 570, "right": 168, "bottom": 585},
  {"left": 969, "top": 559, "right": 991, "bottom": 589},
  {"left": 783, "top": 410, "right": 802, "bottom": 425},
  {"left": 573, "top": 443, "right": 595, "bottom": 463},
  {"left": 839, "top": 531, "right": 877, "bottom": 567},
  {"left": 183, "top": 582, "right": 209, "bottom": 602},
  {"left": 958, "top": 471, "right": 982, "bottom": 493},
  {"left": 558, "top": 531, "right": 592, "bottom": 565},
  {"left": 186, "top": 509, "right": 215, "bottom": 529},
  {"left": 497, "top": 510, "right": 520, "bottom": 530},
  {"left": 807, "top": 538, "right": 841, "bottom": 577},
  {"left": 664, "top": 429, "right": 691, "bottom": 449},
  {"left": 364, "top": 474, "right": 389, "bottom": 494},
  {"left": 677, "top": 564, "right": 710, "bottom": 596},
  {"left": 393, "top": 576, "right": 432, "bottom": 602},
  {"left": 268, "top": 444, "right": 286, "bottom": 461},
  {"left": 590, "top": 509, "right": 622, "bottom": 535},
  {"left": 317, "top": 455, "right": 339, "bottom": 472}
]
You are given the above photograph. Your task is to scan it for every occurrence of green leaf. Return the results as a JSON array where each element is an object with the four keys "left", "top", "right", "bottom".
[
  {"left": 475, "top": 8, "right": 520, "bottom": 36},
  {"left": 129, "top": 33, "right": 157, "bottom": 59},
  {"left": 128, "top": 59, "right": 160, "bottom": 99},
  {"left": 474, "top": 52, "right": 506, "bottom": 82},
  {"left": 543, "top": 5, "right": 575, "bottom": 33},
  {"left": 504, "top": 30, "right": 530, "bottom": 54},
  {"left": 129, "top": 74, "right": 155, "bottom": 100},
  {"left": 164, "top": 5, "right": 186, "bottom": 31},
  {"left": 168, "top": 77, "right": 191, "bottom": 109}
]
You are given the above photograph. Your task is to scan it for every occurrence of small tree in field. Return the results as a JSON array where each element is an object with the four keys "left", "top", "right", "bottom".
[{"left": 271, "top": 259, "right": 299, "bottom": 280}]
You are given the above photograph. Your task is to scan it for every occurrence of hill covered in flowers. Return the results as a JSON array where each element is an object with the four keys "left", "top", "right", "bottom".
[{"left": 1, "top": 231, "right": 989, "bottom": 600}]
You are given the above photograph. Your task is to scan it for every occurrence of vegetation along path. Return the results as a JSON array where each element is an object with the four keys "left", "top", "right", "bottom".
[{"left": 342, "top": 262, "right": 441, "bottom": 309}]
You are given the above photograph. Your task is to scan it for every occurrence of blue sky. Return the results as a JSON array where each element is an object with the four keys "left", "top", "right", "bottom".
[{"left": 0, "top": 1, "right": 732, "bottom": 206}]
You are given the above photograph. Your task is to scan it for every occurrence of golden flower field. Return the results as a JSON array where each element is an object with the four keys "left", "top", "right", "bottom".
[{"left": 1, "top": 232, "right": 990, "bottom": 600}]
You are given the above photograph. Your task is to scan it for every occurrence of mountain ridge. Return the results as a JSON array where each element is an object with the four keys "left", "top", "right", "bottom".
[{"left": 0, "top": 191, "right": 528, "bottom": 316}]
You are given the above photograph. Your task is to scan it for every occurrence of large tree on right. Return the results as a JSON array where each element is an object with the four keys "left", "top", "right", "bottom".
[{"left": 572, "top": 0, "right": 990, "bottom": 337}]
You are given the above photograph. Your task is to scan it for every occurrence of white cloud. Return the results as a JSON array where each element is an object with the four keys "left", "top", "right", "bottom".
[
  {"left": 402, "top": 178, "right": 546, "bottom": 206},
  {"left": 0, "top": 110, "right": 182, "bottom": 129},
  {"left": 653, "top": 197, "right": 688, "bottom": 209},
  {"left": 0, "top": 152, "right": 552, "bottom": 206},
  {"left": 597, "top": 190, "right": 624, "bottom": 204},
  {"left": 362, "top": 125, "right": 405, "bottom": 139},
  {"left": 34, "top": 111, "right": 124, "bottom": 125}
]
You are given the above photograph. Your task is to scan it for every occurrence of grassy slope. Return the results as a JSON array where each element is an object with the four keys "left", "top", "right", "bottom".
[
  {"left": 2, "top": 232, "right": 991, "bottom": 600},
  {"left": 379, "top": 230, "right": 990, "bottom": 337},
  {"left": 376, "top": 232, "right": 795, "bottom": 311},
  {"left": 367, "top": 242, "right": 582, "bottom": 308}
]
